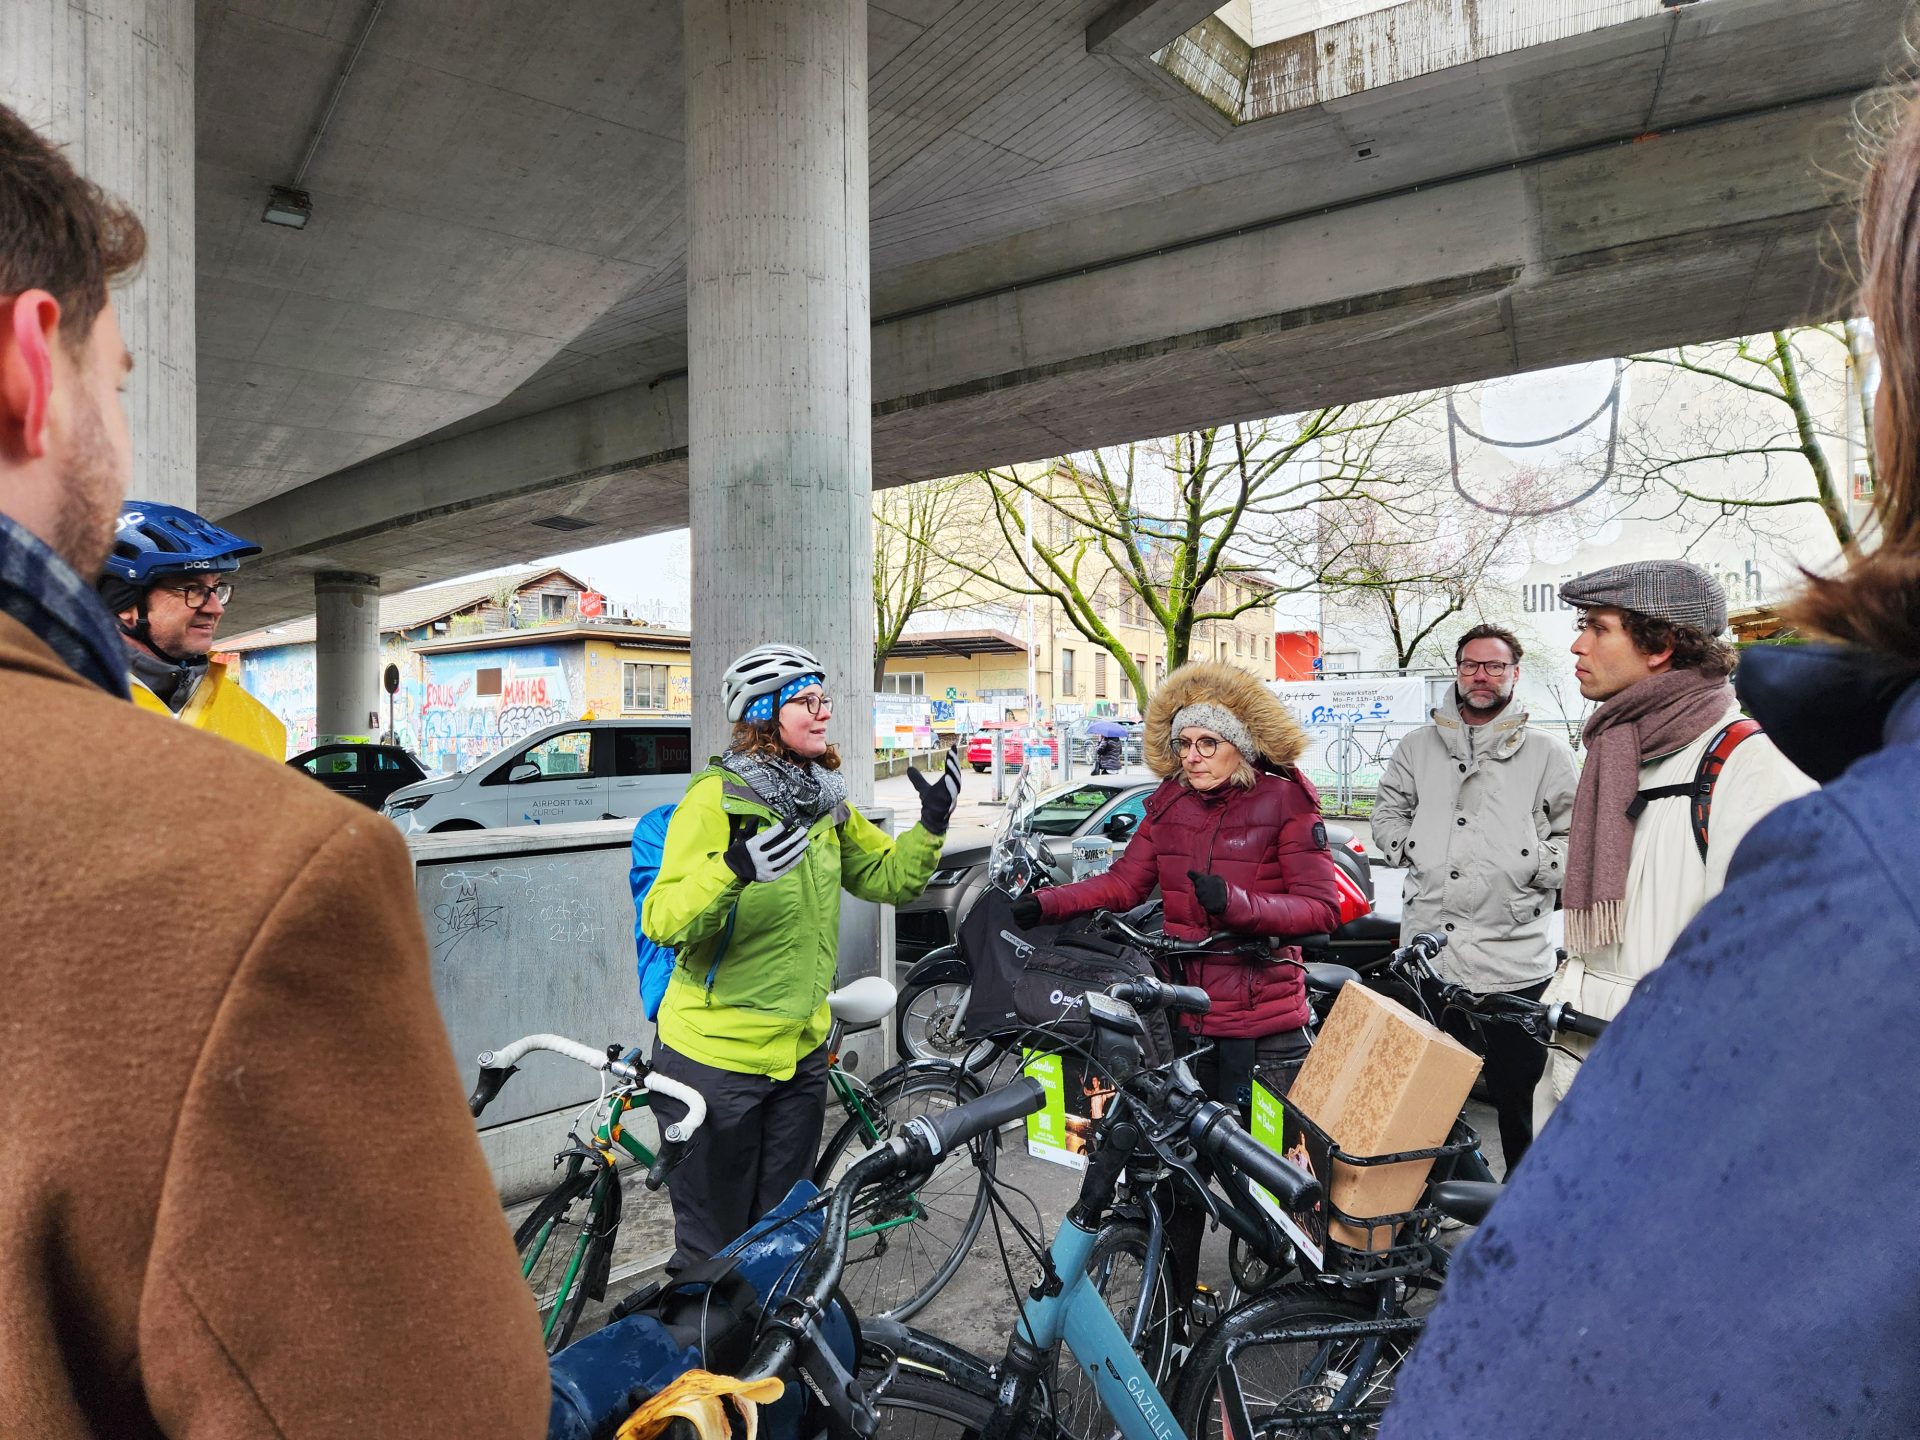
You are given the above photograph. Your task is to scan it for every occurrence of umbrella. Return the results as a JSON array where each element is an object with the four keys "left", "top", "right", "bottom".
[{"left": 1087, "top": 719, "right": 1128, "bottom": 738}]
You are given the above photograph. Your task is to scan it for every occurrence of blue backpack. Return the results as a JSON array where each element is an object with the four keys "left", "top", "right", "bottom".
[{"left": 629, "top": 804, "right": 738, "bottom": 1020}]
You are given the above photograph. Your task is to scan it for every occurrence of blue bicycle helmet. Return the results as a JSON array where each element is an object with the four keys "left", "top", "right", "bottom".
[{"left": 103, "top": 501, "right": 261, "bottom": 588}]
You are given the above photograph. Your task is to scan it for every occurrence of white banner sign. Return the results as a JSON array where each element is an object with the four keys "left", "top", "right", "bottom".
[{"left": 1267, "top": 677, "right": 1432, "bottom": 793}]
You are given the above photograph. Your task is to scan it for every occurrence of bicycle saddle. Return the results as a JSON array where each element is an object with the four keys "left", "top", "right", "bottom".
[
  {"left": 1304, "top": 962, "right": 1362, "bottom": 997},
  {"left": 827, "top": 974, "right": 897, "bottom": 1030},
  {"left": 1430, "top": 1179, "right": 1501, "bottom": 1227}
]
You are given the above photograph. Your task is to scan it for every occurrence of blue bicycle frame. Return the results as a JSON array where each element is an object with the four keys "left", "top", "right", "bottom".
[{"left": 1014, "top": 1214, "right": 1188, "bottom": 1440}]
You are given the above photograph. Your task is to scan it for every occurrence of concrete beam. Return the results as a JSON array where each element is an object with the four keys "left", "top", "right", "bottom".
[
  {"left": 219, "top": 89, "right": 1859, "bottom": 632},
  {"left": 1086, "top": 0, "right": 1225, "bottom": 56}
]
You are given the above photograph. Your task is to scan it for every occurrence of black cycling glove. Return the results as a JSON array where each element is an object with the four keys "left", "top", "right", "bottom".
[
  {"left": 908, "top": 748, "right": 964, "bottom": 835},
  {"left": 1010, "top": 896, "right": 1045, "bottom": 928}
]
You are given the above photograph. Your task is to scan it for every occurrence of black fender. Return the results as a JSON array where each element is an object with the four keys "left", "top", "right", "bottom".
[
  {"left": 859, "top": 1316, "right": 999, "bottom": 1393},
  {"left": 900, "top": 945, "right": 969, "bottom": 991}
]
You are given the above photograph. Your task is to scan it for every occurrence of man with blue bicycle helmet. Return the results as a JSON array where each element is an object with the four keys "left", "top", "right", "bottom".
[{"left": 96, "top": 500, "right": 286, "bottom": 759}]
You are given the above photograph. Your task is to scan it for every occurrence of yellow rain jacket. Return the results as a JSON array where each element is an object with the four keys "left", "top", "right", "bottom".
[{"left": 131, "top": 658, "right": 287, "bottom": 762}]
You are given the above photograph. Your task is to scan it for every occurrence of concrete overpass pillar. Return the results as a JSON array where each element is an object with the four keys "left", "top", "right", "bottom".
[
  {"left": 315, "top": 572, "right": 381, "bottom": 745},
  {"left": 684, "top": 0, "right": 874, "bottom": 800},
  {"left": 2, "top": 0, "right": 196, "bottom": 509}
]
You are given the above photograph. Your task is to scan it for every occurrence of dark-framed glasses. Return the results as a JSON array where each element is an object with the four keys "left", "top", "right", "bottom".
[
  {"left": 786, "top": 693, "right": 834, "bottom": 717},
  {"left": 163, "top": 580, "right": 234, "bottom": 609},
  {"left": 1174, "top": 735, "right": 1221, "bottom": 757},
  {"left": 1456, "top": 660, "right": 1512, "bottom": 677}
]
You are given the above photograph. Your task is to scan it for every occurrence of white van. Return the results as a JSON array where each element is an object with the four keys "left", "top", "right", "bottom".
[{"left": 383, "top": 718, "right": 693, "bottom": 833}]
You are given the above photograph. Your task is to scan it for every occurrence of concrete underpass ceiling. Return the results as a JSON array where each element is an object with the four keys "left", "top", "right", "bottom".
[{"left": 201, "top": 0, "right": 1909, "bottom": 630}]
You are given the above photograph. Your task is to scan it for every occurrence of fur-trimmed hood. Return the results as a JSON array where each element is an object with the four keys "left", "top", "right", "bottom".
[{"left": 1143, "top": 661, "right": 1310, "bottom": 777}]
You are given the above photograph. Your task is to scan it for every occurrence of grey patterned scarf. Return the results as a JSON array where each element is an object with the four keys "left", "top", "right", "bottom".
[{"left": 721, "top": 747, "right": 848, "bottom": 827}]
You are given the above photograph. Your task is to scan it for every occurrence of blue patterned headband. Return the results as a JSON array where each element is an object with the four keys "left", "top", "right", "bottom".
[{"left": 744, "top": 672, "right": 826, "bottom": 723}]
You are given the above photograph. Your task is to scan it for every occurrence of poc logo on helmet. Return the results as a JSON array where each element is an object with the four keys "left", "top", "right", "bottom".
[{"left": 1049, "top": 989, "right": 1084, "bottom": 1010}]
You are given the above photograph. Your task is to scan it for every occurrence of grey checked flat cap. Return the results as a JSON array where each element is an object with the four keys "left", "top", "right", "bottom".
[{"left": 1558, "top": 559, "right": 1728, "bottom": 635}]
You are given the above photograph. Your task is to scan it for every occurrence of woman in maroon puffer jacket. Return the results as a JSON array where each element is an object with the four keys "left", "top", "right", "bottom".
[
  {"left": 1014, "top": 661, "right": 1341, "bottom": 1303},
  {"left": 1014, "top": 660, "right": 1342, "bottom": 1103}
]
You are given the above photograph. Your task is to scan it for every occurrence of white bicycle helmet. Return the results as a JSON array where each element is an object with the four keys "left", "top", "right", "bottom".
[{"left": 723, "top": 643, "right": 828, "bottom": 723}]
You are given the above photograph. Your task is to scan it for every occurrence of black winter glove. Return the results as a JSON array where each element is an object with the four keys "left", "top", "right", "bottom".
[
  {"left": 908, "top": 748, "right": 964, "bottom": 835},
  {"left": 1187, "top": 869, "right": 1230, "bottom": 916},
  {"left": 724, "top": 820, "right": 810, "bottom": 884},
  {"left": 1010, "top": 896, "right": 1045, "bottom": 929}
]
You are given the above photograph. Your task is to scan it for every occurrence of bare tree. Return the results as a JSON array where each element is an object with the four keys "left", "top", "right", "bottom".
[
  {"left": 932, "top": 402, "right": 1439, "bottom": 709},
  {"left": 1619, "top": 323, "right": 1872, "bottom": 550},
  {"left": 871, "top": 475, "right": 981, "bottom": 688}
]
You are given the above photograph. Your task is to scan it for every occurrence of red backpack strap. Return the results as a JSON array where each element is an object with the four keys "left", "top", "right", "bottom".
[{"left": 1690, "top": 718, "right": 1763, "bottom": 860}]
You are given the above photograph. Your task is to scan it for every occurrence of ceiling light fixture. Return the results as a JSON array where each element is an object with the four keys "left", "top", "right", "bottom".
[{"left": 261, "top": 187, "right": 313, "bottom": 229}]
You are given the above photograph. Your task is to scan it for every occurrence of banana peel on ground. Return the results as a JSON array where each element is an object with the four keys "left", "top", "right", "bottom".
[{"left": 615, "top": 1370, "right": 786, "bottom": 1440}]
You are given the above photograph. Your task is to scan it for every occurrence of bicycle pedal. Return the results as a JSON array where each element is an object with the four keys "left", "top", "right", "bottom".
[{"left": 1189, "top": 1284, "right": 1224, "bottom": 1328}]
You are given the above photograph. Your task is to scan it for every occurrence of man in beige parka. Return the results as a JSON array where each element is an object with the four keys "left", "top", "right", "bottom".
[{"left": 1373, "top": 623, "right": 1576, "bottom": 1171}]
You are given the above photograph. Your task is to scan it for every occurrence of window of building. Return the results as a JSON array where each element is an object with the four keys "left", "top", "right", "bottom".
[
  {"left": 623, "top": 662, "right": 669, "bottom": 711},
  {"left": 881, "top": 672, "right": 925, "bottom": 695},
  {"left": 1060, "top": 649, "right": 1075, "bottom": 695},
  {"left": 1094, "top": 651, "right": 1107, "bottom": 698},
  {"left": 1155, "top": 658, "right": 1166, "bottom": 685},
  {"left": 476, "top": 667, "right": 502, "bottom": 698},
  {"left": 542, "top": 593, "right": 568, "bottom": 621},
  {"left": 1264, "top": 636, "right": 1272, "bottom": 660},
  {"left": 1236, "top": 631, "right": 1245, "bottom": 656}
]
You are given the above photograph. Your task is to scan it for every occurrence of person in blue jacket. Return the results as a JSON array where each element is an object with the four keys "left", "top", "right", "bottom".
[{"left": 1378, "top": 94, "right": 1920, "bottom": 1439}]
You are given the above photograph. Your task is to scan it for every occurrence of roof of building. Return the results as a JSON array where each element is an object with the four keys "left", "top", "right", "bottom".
[
  {"left": 411, "top": 622, "right": 689, "bottom": 655},
  {"left": 888, "top": 628, "right": 1030, "bottom": 658},
  {"left": 219, "top": 566, "right": 594, "bottom": 652}
]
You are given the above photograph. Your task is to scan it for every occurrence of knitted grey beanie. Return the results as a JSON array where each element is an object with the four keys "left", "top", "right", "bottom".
[{"left": 1169, "top": 701, "right": 1259, "bottom": 763}]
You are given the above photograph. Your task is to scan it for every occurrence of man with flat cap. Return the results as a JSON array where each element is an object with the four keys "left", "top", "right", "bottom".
[{"left": 1536, "top": 559, "right": 1811, "bottom": 1123}]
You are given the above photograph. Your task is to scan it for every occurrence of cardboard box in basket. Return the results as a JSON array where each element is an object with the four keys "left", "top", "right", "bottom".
[{"left": 1288, "top": 981, "right": 1482, "bottom": 1251}]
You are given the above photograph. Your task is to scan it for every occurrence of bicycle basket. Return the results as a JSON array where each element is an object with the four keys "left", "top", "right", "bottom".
[{"left": 1250, "top": 1060, "right": 1480, "bottom": 1284}]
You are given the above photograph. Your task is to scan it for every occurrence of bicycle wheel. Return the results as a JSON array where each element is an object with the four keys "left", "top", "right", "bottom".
[
  {"left": 813, "top": 1066, "right": 993, "bottom": 1321},
  {"left": 865, "top": 1368, "right": 999, "bottom": 1440},
  {"left": 897, "top": 976, "right": 996, "bottom": 1070},
  {"left": 1175, "top": 1288, "right": 1416, "bottom": 1440},
  {"left": 513, "top": 1161, "right": 616, "bottom": 1354},
  {"left": 1049, "top": 1219, "right": 1180, "bottom": 1440}
]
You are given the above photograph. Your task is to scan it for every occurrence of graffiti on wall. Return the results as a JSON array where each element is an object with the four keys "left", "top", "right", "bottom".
[
  {"left": 234, "top": 645, "right": 317, "bottom": 756},
  {"left": 418, "top": 647, "right": 585, "bottom": 775}
]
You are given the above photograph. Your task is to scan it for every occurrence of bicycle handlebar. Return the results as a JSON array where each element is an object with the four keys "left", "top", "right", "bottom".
[
  {"left": 465, "top": 1036, "right": 711, "bottom": 1140},
  {"left": 1388, "top": 936, "right": 1609, "bottom": 1041},
  {"left": 906, "top": 1075, "right": 1048, "bottom": 1159},
  {"left": 1186, "top": 1100, "right": 1323, "bottom": 1213},
  {"left": 1109, "top": 976, "right": 1213, "bottom": 1017},
  {"left": 1547, "top": 1003, "right": 1609, "bottom": 1039},
  {"left": 1094, "top": 909, "right": 1274, "bottom": 961}
]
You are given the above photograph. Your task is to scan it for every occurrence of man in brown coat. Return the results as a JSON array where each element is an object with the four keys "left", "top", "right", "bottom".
[{"left": 0, "top": 104, "right": 550, "bottom": 1435}]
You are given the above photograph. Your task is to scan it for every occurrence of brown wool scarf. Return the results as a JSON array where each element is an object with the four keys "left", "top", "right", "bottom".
[{"left": 1563, "top": 668, "right": 1736, "bottom": 955}]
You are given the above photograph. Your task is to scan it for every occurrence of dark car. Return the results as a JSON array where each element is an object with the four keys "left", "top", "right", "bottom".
[
  {"left": 893, "top": 777, "right": 1376, "bottom": 965},
  {"left": 289, "top": 743, "right": 429, "bottom": 810}
]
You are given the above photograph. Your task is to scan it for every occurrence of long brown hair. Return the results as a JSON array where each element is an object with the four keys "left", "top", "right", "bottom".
[
  {"left": 1791, "top": 90, "right": 1920, "bottom": 658},
  {"left": 728, "top": 719, "right": 842, "bottom": 771}
]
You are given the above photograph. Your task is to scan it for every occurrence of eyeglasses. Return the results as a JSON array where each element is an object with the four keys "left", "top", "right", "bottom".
[
  {"left": 784, "top": 693, "right": 834, "bottom": 717},
  {"left": 1174, "top": 735, "right": 1221, "bottom": 757},
  {"left": 1456, "top": 660, "right": 1513, "bottom": 677},
  {"left": 161, "top": 580, "right": 234, "bottom": 609}
]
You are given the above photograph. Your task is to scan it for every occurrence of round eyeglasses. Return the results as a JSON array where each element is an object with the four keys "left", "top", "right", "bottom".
[
  {"left": 1174, "top": 735, "right": 1221, "bottom": 757},
  {"left": 784, "top": 693, "right": 834, "bottom": 717}
]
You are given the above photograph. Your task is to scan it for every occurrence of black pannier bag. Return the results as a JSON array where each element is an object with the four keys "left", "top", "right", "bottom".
[{"left": 957, "top": 888, "right": 1176, "bottom": 1065}]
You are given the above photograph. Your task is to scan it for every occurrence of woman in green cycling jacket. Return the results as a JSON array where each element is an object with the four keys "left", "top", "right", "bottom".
[{"left": 641, "top": 642, "right": 962, "bottom": 1272}]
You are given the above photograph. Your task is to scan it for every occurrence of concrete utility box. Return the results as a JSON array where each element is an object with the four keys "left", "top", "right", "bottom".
[{"left": 409, "top": 810, "right": 895, "bottom": 1202}]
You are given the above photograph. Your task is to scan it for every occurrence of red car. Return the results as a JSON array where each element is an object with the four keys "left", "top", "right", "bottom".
[{"left": 965, "top": 725, "right": 1059, "bottom": 773}]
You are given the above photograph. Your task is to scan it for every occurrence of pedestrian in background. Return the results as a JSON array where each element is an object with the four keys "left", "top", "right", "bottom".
[
  {"left": 1372, "top": 624, "right": 1575, "bottom": 1172},
  {"left": 1534, "top": 559, "right": 1812, "bottom": 1122}
]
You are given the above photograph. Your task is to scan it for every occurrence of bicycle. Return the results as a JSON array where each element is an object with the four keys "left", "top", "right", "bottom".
[
  {"left": 1174, "top": 932, "right": 1610, "bottom": 1440},
  {"left": 469, "top": 977, "right": 1000, "bottom": 1351}
]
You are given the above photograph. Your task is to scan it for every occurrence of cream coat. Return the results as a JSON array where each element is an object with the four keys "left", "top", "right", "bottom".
[
  {"left": 1372, "top": 697, "right": 1577, "bottom": 992},
  {"left": 1535, "top": 702, "right": 1813, "bottom": 1123}
]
